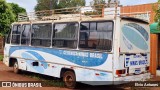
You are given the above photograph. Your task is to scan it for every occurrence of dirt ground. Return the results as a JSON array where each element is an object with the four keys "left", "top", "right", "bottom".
[
  {"left": 0, "top": 61, "right": 160, "bottom": 90},
  {"left": 0, "top": 61, "right": 70, "bottom": 90}
]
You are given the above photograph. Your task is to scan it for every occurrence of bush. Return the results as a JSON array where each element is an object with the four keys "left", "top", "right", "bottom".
[{"left": 0, "top": 55, "right": 3, "bottom": 61}]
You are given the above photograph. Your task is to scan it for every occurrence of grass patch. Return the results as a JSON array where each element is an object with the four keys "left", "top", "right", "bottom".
[
  {"left": 21, "top": 71, "right": 65, "bottom": 87},
  {"left": 0, "top": 55, "right": 3, "bottom": 61},
  {"left": 43, "top": 80, "right": 65, "bottom": 87}
]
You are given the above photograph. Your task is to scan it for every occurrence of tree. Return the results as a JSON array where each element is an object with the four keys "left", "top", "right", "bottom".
[
  {"left": 35, "top": 0, "right": 57, "bottom": 11},
  {"left": 86, "top": 0, "right": 106, "bottom": 16},
  {"left": 8, "top": 3, "right": 26, "bottom": 21},
  {"left": 57, "top": 0, "right": 85, "bottom": 9},
  {"left": 92, "top": 0, "right": 105, "bottom": 11},
  {"left": 34, "top": 0, "right": 85, "bottom": 11},
  {"left": 0, "top": 0, "right": 15, "bottom": 36},
  {"left": 153, "top": 0, "right": 160, "bottom": 30},
  {"left": 156, "top": 0, "right": 160, "bottom": 29},
  {"left": 107, "top": 0, "right": 111, "bottom": 7}
]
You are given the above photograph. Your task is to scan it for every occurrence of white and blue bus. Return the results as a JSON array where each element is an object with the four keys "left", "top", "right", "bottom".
[{"left": 3, "top": 10, "right": 150, "bottom": 88}]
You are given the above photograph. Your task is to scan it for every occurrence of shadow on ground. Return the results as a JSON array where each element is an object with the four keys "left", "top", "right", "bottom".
[{"left": 12, "top": 70, "right": 130, "bottom": 90}]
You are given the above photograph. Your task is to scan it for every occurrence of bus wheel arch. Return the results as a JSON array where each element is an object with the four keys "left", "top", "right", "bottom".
[
  {"left": 9, "top": 58, "right": 20, "bottom": 73},
  {"left": 60, "top": 68, "right": 77, "bottom": 88},
  {"left": 9, "top": 58, "right": 17, "bottom": 67}
]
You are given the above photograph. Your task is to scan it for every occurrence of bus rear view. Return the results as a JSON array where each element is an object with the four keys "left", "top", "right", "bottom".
[{"left": 114, "top": 17, "right": 150, "bottom": 82}]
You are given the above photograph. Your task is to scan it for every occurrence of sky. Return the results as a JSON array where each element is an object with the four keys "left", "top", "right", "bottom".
[{"left": 6, "top": 0, "right": 158, "bottom": 12}]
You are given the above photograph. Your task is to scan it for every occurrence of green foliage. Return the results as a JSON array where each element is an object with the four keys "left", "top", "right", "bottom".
[
  {"left": 85, "top": 0, "right": 112, "bottom": 16},
  {"left": 0, "top": 55, "right": 3, "bottom": 61},
  {"left": 88, "top": 0, "right": 106, "bottom": 16},
  {"left": 35, "top": 0, "right": 85, "bottom": 11},
  {"left": 84, "top": 11, "right": 102, "bottom": 16},
  {"left": 92, "top": 0, "right": 105, "bottom": 9},
  {"left": 9, "top": 3, "right": 26, "bottom": 21},
  {"left": 154, "top": 0, "right": 160, "bottom": 30},
  {"left": 158, "top": 0, "right": 160, "bottom": 30},
  {"left": 22, "top": 72, "right": 65, "bottom": 87},
  {"left": 93, "top": 0, "right": 106, "bottom": 5},
  {"left": 0, "top": 0, "right": 15, "bottom": 36},
  {"left": 35, "top": 0, "right": 56, "bottom": 11},
  {"left": 0, "top": 0, "right": 26, "bottom": 36},
  {"left": 57, "top": 0, "right": 85, "bottom": 9},
  {"left": 107, "top": 0, "right": 111, "bottom": 7}
]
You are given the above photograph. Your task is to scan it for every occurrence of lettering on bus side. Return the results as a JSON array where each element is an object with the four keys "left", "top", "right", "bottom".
[
  {"left": 63, "top": 50, "right": 103, "bottom": 59},
  {"left": 90, "top": 53, "right": 102, "bottom": 59}
]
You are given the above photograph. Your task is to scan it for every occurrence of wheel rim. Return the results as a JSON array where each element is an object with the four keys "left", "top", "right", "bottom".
[
  {"left": 14, "top": 63, "right": 18, "bottom": 71},
  {"left": 65, "top": 75, "right": 74, "bottom": 86}
]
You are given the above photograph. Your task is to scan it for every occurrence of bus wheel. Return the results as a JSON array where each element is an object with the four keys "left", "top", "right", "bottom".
[
  {"left": 13, "top": 61, "right": 20, "bottom": 74},
  {"left": 63, "top": 71, "right": 76, "bottom": 88}
]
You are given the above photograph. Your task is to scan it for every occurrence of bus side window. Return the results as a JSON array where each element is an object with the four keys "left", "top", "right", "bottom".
[
  {"left": 79, "top": 21, "right": 113, "bottom": 51},
  {"left": 53, "top": 22, "right": 78, "bottom": 49},
  {"left": 21, "top": 24, "right": 31, "bottom": 45},
  {"left": 96, "top": 22, "right": 113, "bottom": 50},
  {"left": 31, "top": 23, "right": 52, "bottom": 47},
  {"left": 11, "top": 24, "right": 21, "bottom": 44}
]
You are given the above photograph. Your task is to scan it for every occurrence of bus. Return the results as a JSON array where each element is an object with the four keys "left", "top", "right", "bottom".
[{"left": 3, "top": 6, "right": 150, "bottom": 88}]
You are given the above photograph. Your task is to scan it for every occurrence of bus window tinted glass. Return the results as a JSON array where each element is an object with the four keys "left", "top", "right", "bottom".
[
  {"left": 97, "top": 22, "right": 113, "bottom": 31},
  {"left": 31, "top": 23, "right": 52, "bottom": 47},
  {"left": 21, "top": 24, "right": 31, "bottom": 45},
  {"left": 80, "top": 23, "right": 89, "bottom": 30},
  {"left": 79, "top": 21, "right": 113, "bottom": 51},
  {"left": 90, "top": 22, "right": 96, "bottom": 30},
  {"left": 11, "top": 25, "right": 21, "bottom": 44},
  {"left": 53, "top": 22, "right": 78, "bottom": 48}
]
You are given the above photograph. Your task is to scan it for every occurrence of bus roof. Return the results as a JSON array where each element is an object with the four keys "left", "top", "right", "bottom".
[
  {"left": 12, "top": 16, "right": 149, "bottom": 25},
  {"left": 12, "top": 16, "right": 115, "bottom": 25}
]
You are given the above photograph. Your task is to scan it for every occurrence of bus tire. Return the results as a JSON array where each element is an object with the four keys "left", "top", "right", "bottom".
[
  {"left": 13, "top": 61, "right": 20, "bottom": 74},
  {"left": 63, "top": 71, "right": 76, "bottom": 88}
]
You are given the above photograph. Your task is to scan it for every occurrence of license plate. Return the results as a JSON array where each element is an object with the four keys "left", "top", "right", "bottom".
[
  {"left": 125, "top": 54, "right": 148, "bottom": 68},
  {"left": 135, "top": 68, "right": 141, "bottom": 74}
]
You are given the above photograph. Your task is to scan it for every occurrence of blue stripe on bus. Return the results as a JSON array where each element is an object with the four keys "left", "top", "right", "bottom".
[
  {"left": 21, "top": 52, "right": 45, "bottom": 72},
  {"left": 9, "top": 46, "right": 108, "bottom": 67},
  {"left": 26, "top": 51, "right": 48, "bottom": 69}
]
